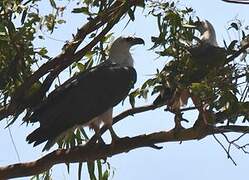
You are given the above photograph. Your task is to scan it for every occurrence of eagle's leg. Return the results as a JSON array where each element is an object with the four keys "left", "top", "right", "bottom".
[
  {"left": 191, "top": 94, "right": 210, "bottom": 126},
  {"left": 191, "top": 96, "right": 215, "bottom": 139},
  {"left": 174, "top": 112, "right": 185, "bottom": 130},
  {"left": 89, "top": 121, "right": 105, "bottom": 145},
  {"left": 171, "top": 111, "right": 185, "bottom": 139},
  {"left": 173, "top": 111, "right": 185, "bottom": 133},
  {"left": 100, "top": 108, "right": 120, "bottom": 143}
]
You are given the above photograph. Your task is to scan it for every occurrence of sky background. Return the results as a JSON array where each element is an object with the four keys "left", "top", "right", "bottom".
[{"left": 1, "top": 0, "right": 249, "bottom": 179}]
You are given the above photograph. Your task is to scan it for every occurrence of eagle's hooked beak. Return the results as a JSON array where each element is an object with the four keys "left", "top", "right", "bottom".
[{"left": 127, "top": 37, "right": 145, "bottom": 46}]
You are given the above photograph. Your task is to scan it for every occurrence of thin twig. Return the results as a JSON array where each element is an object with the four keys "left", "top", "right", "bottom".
[
  {"left": 231, "top": 132, "right": 248, "bottom": 143},
  {"left": 6, "top": 120, "right": 21, "bottom": 162},
  {"left": 238, "top": 143, "right": 249, "bottom": 153},
  {"left": 227, "top": 43, "right": 249, "bottom": 63},
  {"left": 213, "top": 134, "right": 237, "bottom": 166},
  {"left": 221, "top": 132, "right": 249, "bottom": 155}
]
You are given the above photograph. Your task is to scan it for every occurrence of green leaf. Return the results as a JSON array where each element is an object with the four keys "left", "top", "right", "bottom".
[
  {"left": 242, "top": 30, "right": 246, "bottom": 39},
  {"left": 38, "top": 35, "right": 44, "bottom": 39},
  {"left": 44, "top": 170, "right": 52, "bottom": 180},
  {"left": 75, "top": 128, "right": 83, "bottom": 145},
  {"left": 57, "top": 19, "right": 66, "bottom": 24},
  {"left": 129, "top": 94, "right": 135, "bottom": 108},
  {"left": 85, "top": 51, "right": 94, "bottom": 59},
  {"left": 77, "top": 62, "right": 86, "bottom": 72},
  {"left": 182, "top": 23, "right": 196, "bottom": 28},
  {"left": 129, "top": 89, "right": 140, "bottom": 108},
  {"left": 38, "top": 47, "right": 48, "bottom": 56},
  {"left": 78, "top": 162, "right": 83, "bottom": 180},
  {"left": 159, "top": 47, "right": 175, "bottom": 57},
  {"left": 102, "top": 170, "right": 110, "bottom": 180},
  {"left": 101, "top": 33, "right": 114, "bottom": 43},
  {"left": 87, "top": 161, "right": 97, "bottom": 180},
  {"left": 21, "top": 9, "right": 27, "bottom": 24},
  {"left": 230, "top": 22, "right": 239, "bottom": 31},
  {"left": 45, "top": 14, "right": 56, "bottom": 33},
  {"left": 85, "top": 58, "right": 93, "bottom": 69},
  {"left": 128, "top": 8, "right": 135, "bottom": 21},
  {"left": 223, "top": 39, "right": 227, "bottom": 49},
  {"left": 97, "top": 160, "right": 102, "bottom": 180},
  {"left": 0, "top": 22, "right": 6, "bottom": 32},
  {"left": 90, "top": 33, "right": 96, "bottom": 38},
  {"left": 49, "top": 0, "right": 57, "bottom": 8},
  {"left": 0, "top": 34, "right": 9, "bottom": 41},
  {"left": 72, "top": 7, "right": 90, "bottom": 15},
  {"left": 227, "top": 40, "right": 238, "bottom": 54},
  {"left": 79, "top": 127, "right": 89, "bottom": 140},
  {"left": 66, "top": 163, "right": 70, "bottom": 174}
]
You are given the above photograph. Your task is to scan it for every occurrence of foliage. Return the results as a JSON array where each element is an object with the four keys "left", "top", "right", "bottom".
[
  {"left": 130, "top": 1, "right": 249, "bottom": 126},
  {"left": 30, "top": 170, "right": 52, "bottom": 180},
  {"left": 1, "top": 0, "right": 249, "bottom": 179}
]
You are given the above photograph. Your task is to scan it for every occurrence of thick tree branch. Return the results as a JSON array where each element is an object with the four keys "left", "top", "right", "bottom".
[
  {"left": 0, "top": 124, "right": 248, "bottom": 179},
  {"left": 0, "top": 102, "right": 248, "bottom": 179}
]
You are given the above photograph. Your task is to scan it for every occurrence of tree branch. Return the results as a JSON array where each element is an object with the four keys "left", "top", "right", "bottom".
[
  {"left": 213, "top": 134, "right": 237, "bottom": 165},
  {"left": 0, "top": 99, "right": 248, "bottom": 179},
  {"left": 226, "top": 42, "right": 249, "bottom": 63},
  {"left": 90, "top": 100, "right": 244, "bottom": 145},
  {"left": 0, "top": 124, "right": 248, "bottom": 179},
  {"left": 89, "top": 104, "right": 158, "bottom": 143}
]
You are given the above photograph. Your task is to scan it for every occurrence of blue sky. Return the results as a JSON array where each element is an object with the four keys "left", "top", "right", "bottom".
[{"left": 1, "top": 0, "right": 249, "bottom": 179}]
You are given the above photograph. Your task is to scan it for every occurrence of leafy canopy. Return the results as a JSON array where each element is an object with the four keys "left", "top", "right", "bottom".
[{"left": 1, "top": 0, "right": 249, "bottom": 179}]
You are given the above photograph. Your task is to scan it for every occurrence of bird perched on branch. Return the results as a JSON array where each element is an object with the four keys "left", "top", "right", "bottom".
[
  {"left": 26, "top": 36, "right": 145, "bottom": 151},
  {"left": 189, "top": 20, "right": 226, "bottom": 70},
  {"left": 153, "top": 20, "right": 226, "bottom": 109}
]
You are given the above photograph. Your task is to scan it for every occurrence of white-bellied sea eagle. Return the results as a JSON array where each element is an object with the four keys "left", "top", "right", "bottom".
[{"left": 26, "top": 36, "right": 144, "bottom": 151}]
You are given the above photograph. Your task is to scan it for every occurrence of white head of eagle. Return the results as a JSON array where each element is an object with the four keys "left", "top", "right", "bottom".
[
  {"left": 109, "top": 36, "right": 145, "bottom": 67},
  {"left": 197, "top": 20, "right": 218, "bottom": 47},
  {"left": 26, "top": 36, "right": 145, "bottom": 151}
]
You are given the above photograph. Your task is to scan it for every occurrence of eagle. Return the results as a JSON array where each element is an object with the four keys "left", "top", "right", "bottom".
[
  {"left": 153, "top": 20, "right": 226, "bottom": 108},
  {"left": 188, "top": 20, "right": 226, "bottom": 69},
  {"left": 26, "top": 36, "right": 145, "bottom": 151}
]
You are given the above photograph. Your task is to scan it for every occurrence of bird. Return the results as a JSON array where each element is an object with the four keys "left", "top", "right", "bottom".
[
  {"left": 26, "top": 36, "right": 145, "bottom": 151},
  {"left": 153, "top": 20, "right": 226, "bottom": 109},
  {"left": 196, "top": 20, "right": 218, "bottom": 46},
  {"left": 188, "top": 20, "right": 226, "bottom": 70}
]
